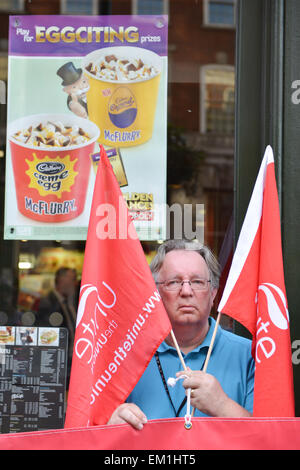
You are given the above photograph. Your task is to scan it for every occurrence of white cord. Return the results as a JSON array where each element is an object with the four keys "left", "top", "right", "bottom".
[{"left": 167, "top": 375, "right": 192, "bottom": 429}]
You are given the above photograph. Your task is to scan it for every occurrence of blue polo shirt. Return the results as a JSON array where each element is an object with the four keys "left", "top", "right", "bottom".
[{"left": 126, "top": 317, "right": 255, "bottom": 418}]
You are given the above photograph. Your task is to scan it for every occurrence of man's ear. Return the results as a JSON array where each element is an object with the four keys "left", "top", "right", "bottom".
[{"left": 211, "top": 288, "right": 218, "bottom": 303}]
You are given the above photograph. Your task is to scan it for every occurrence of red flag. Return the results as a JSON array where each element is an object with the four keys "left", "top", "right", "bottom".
[
  {"left": 218, "top": 146, "right": 294, "bottom": 417},
  {"left": 64, "top": 146, "right": 171, "bottom": 428},
  {"left": 2, "top": 418, "right": 300, "bottom": 450}
]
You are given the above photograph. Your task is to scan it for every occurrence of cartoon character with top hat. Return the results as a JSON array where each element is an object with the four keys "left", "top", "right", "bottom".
[{"left": 57, "top": 62, "right": 89, "bottom": 118}]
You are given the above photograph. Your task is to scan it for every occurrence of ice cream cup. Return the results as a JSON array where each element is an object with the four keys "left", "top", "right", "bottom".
[
  {"left": 9, "top": 113, "right": 100, "bottom": 223},
  {"left": 83, "top": 46, "right": 162, "bottom": 147}
]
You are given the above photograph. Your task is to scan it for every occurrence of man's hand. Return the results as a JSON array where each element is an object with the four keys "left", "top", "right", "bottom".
[
  {"left": 177, "top": 369, "right": 251, "bottom": 417},
  {"left": 107, "top": 403, "right": 148, "bottom": 430}
]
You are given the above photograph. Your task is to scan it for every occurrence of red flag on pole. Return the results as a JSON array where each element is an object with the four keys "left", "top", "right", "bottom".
[
  {"left": 218, "top": 146, "right": 294, "bottom": 417},
  {"left": 64, "top": 146, "right": 171, "bottom": 428}
]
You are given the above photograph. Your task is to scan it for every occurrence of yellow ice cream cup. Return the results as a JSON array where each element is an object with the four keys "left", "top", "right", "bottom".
[{"left": 83, "top": 46, "right": 162, "bottom": 147}]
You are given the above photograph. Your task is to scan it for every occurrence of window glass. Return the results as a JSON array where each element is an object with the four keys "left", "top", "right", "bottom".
[
  {"left": 202, "top": 66, "right": 235, "bottom": 134},
  {"left": 204, "top": 0, "right": 236, "bottom": 27},
  {"left": 133, "top": 0, "right": 165, "bottom": 15},
  {"left": 60, "top": 0, "right": 97, "bottom": 14},
  {"left": 0, "top": 0, "right": 24, "bottom": 12},
  {"left": 0, "top": 0, "right": 235, "bottom": 331}
]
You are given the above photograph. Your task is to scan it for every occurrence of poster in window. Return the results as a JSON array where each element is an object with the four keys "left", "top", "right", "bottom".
[{"left": 4, "top": 15, "right": 168, "bottom": 241}]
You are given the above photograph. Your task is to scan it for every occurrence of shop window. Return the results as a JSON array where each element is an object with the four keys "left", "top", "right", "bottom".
[
  {"left": 203, "top": 0, "right": 236, "bottom": 28},
  {"left": 0, "top": 0, "right": 235, "bottom": 330},
  {"left": 60, "top": 0, "right": 98, "bottom": 15},
  {"left": 132, "top": 0, "right": 168, "bottom": 15},
  {"left": 200, "top": 65, "right": 235, "bottom": 135},
  {"left": 16, "top": 242, "right": 85, "bottom": 324}
]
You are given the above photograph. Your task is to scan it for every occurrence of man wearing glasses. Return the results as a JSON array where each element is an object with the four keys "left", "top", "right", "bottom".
[{"left": 108, "top": 239, "right": 255, "bottom": 429}]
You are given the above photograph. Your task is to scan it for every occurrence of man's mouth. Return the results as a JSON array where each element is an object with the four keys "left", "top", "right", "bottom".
[{"left": 178, "top": 305, "right": 196, "bottom": 312}]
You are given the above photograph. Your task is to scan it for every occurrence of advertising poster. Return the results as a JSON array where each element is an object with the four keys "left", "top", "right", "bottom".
[{"left": 4, "top": 15, "right": 168, "bottom": 240}]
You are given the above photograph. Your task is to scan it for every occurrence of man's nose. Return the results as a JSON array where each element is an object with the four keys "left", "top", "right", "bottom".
[{"left": 179, "top": 280, "right": 194, "bottom": 295}]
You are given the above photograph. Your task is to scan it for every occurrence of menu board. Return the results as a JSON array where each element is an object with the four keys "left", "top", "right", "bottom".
[{"left": 0, "top": 326, "right": 67, "bottom": 433}]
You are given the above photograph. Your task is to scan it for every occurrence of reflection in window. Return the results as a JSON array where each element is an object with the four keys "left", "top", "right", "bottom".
[
  {"left": 204, "top": 0, "right": 236, "bottom": 27},
  {"left": 201, "top": 66, "right": 235, "bottom": 135},
  {"left": 0, "top": 0, "right": 24, "bottom": 11},
  {"left": 0, "top": 81, "right": 6, "bottom": 104},
  {"left": 61, "top": 0, "right": 98, "bottom": 15},
  {"left": 132, "top": 0, "right": 167, "bottom": 15}
]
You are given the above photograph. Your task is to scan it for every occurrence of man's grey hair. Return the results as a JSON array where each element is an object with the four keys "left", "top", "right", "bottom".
[{"left": 150, "top": 239, "right": 220, "bottom": 290}]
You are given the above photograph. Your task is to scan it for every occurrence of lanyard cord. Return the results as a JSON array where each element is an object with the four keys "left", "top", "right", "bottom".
[
  {"left": 154, "top": 352, "right": 187, "bottom": 417},
  {"left": 155, "top": 350, "right": 207, "bottom": 419}
]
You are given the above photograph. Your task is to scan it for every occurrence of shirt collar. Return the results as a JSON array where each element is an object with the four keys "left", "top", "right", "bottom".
[{"left": 157, "top": 316, "right": 220, "bottom": 355}]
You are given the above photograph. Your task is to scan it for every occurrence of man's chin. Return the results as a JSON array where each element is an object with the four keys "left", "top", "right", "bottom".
[{"left": 174, "top": 314, "right": 200, "bottom": 326}]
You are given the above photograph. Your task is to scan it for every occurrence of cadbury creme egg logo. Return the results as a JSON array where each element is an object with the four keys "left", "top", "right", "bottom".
[{"left": 36, "top": 162, "right": 65, "bottom": 175}]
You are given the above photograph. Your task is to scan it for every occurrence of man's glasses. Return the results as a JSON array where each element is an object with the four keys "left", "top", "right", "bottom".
[{"left": 156, "top": 279, "right": 211, "bottom": 291}]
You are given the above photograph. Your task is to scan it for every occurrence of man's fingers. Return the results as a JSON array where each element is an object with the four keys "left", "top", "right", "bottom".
[
  {"left": 176, "top": 370, "right": 202, "bottom": 388},
  {"left": 108, "top": 403, "right": 147, "bottom": 430},
  {"left": 119, "top": 405, "right": 147, "bottom": 430}
]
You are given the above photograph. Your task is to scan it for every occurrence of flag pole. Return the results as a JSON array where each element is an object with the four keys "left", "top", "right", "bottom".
[
  {"left": 170, "top": 329, "right": 188, "bottom": 370},
  {"left": 169, "top": 329, "right": 191, "bottom": 430},
  {"left": 203, "top": 311, "right": 222, "bottom": 373},
  {"left": 191, "top": 311, "right": 222, "bottom": 416}
]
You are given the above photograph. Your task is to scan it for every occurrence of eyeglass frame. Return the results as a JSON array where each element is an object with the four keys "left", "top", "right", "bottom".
[{"left": 156, "top": 278, "right": 212, "bottom": 291}]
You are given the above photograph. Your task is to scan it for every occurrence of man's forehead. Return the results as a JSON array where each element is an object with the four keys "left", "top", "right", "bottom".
[{"left": 161, "top": 249, "right": 207, "bottom": 271}]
